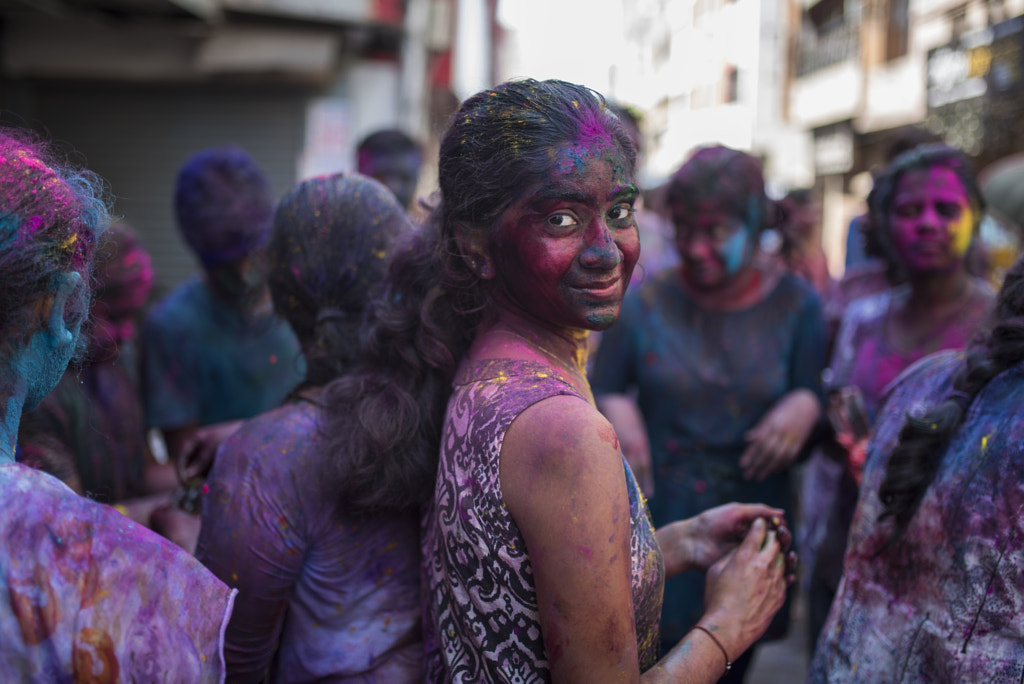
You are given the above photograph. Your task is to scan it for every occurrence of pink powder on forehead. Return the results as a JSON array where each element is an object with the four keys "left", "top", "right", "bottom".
[{"left": 575, "top": 109, "right": 612, "bottom": 144}]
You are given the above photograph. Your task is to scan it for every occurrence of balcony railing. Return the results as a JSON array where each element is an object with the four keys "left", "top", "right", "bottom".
[{"left": 796, "top": 18, "right": 860, "bottom": 77}]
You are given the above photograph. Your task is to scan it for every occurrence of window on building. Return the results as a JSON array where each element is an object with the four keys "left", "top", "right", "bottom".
[
  {"left": 724, "top": 65, "right": 739, "bottom": 103},
  {"left": 887, "top": 0, "right": 910, "bottom": 60},
  {"left": 948, "top": 3, "right": 968, "bottom": 42}
]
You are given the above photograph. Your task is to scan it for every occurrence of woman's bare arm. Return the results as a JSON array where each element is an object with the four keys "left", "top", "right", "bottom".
[
  {"left": 501, "top": 395, "right": 787, "bottom": 683},
  {"left": 595, "top": 393, "right": 653, "bottom": 496}
]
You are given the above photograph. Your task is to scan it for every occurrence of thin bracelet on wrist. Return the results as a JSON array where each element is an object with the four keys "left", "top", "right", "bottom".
[{"left": 692, "top": 624, "right": 732, "bottom": 675}]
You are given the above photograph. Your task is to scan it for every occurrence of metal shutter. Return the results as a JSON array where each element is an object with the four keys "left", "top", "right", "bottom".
[{"left": 25, "top": 81, "right": 309, "bottom": 297}]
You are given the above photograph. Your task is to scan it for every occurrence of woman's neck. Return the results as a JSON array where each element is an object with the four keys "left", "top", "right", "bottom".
[
  {"left": 680, "top": 255, "right": 781, "bottom": 311},
  {"left": 886, "top": 268, "right": 978, "bottom": 354},
  {"left": 472, "top": 311, "right": 592, "bottom": 399},
  {"left": 0, "top": 378, "right": 27, "bottom": 465},
  {"left": 906, "top": 268, "right": 970, "bottom": 309}
]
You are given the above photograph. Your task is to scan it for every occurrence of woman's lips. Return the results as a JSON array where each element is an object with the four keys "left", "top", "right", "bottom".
[{"left": 573, "top": 278, "right": 622, "bottom": 298}]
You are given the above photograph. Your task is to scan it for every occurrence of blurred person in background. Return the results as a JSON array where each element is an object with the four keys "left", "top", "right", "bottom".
[
  {"left": 142, "top": 145, "right": 304, "bottom": 551},
  {"left": 592, "top": 144, "right": 826, "bottom": 682},
  {"left": 356, "top": 128, "right": 424, "bottom": 214},
  {"left": 829, "top": 129, "right": 945, "bottom": 342},
  {"left": 775, "top": 188, "right": 832, "bottom": 299},
  {"left": 19, "top": 222, "right": 176, "bottom": 524},
  {"left": 197, "top": 173, "right": 419, "bottom": 682},
  {"left": 803, "top": 143, "right": 996, "bottom": 652},
  {"left": 0, "top": 128, "right": 235, "bottom": 681}
]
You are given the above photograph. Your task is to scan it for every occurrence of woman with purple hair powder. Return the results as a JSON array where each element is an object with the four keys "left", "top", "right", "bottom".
[
  {"left": 0, "top": 128, "right": 235, "bottom": 680},
  {"left": 142, "top": 145, "right": 305, "bottom": 552},
  {"left": 196, "top": 173, "right": 418, "bottom": 682},
  {"left": 322, "top": 79, "right": 795, "bottom": 683}
]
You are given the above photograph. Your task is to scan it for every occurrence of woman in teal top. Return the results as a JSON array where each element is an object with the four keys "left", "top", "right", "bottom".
[{"left": 592, "top": 145, "right": 827, "bottom": 682}]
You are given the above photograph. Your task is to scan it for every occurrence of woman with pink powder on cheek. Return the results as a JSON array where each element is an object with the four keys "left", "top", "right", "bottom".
[{"left": 805, "top": 143, "right": 996, "bottom": 653}]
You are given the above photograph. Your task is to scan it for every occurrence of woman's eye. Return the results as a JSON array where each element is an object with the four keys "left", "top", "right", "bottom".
[
  {"left": 893, "top": 203, "right": 919, "bottom": 219},
  {"left": 936, "top": 202, "right": 961, "bottom": 219},
  {"left": 547, "top": 213, "right": 579, "bottom": 229},
  {"left": 608, "top": 204, "right": 634, "bottom": 223}
]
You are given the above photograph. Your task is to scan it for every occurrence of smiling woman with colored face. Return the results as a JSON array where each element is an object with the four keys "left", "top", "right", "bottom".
[
  {"left": 486, "top": 142, "right": 640, "bottom": 334},
  {"left": 321, "top": 80, "right": 795, "bottom": 684},
  {"left": 591, "top": 145, "right": 827, "bottom": 681}
]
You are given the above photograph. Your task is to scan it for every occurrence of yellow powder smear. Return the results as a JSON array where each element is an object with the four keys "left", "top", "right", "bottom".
[{"left": 950, "top": 207, "right": 973, "bottom": 257}]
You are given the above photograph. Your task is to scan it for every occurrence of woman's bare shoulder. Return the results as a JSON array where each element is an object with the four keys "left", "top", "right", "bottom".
[{"left": 500, "top": 395, "right": 624, "bottom": 504}]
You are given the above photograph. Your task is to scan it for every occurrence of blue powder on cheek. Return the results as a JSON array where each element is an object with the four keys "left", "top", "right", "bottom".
[
  {"left": 721, "top": 195, "right": 759, "bottom": 276},
  {"left": 722, "top": 229, "right": 748, "bottom": 276}
]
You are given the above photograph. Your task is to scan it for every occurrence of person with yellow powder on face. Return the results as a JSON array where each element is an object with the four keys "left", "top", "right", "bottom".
[{"left": 804, "top": 143, "right": 996, "bottom": 652}]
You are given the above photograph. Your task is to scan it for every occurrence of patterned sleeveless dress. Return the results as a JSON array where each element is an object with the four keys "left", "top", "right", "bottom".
[{"left": 422, "top": 358, "right": 664, "bottom": 683}]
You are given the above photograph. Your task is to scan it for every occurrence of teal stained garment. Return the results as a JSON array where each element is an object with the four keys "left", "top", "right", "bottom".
[
  {"left": 591, "top": 269, "right": 826, "bottom": 644},
  {"left": 141, "top": 276, "right": 305, "bottom": 429}
]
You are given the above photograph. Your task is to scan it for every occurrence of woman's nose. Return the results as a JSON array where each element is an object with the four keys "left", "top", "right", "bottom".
[{"left": 580, "top": 220, "right": 622, "bottom": 268}]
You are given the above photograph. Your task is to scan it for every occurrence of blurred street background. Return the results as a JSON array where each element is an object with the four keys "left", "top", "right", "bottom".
[{"left": 3, "top": 0, "right": 1021, "bottom": 295}]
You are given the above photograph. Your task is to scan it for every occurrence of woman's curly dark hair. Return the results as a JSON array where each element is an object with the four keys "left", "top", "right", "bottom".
[
  {"left": 267, "top": 173, "right": 410, "bottom": 392},
  {"left": 321, "top": 78, "right": 636, "bottom": 514},
  {"left": 666, "top": 145, "right": 774, "bottom": 235}
]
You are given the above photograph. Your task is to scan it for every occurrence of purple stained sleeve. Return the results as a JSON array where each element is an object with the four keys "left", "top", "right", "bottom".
[
  {"left": 197, "top": 430, "right": 307, "bottom": 682},
  {"left": 0, "top": 463, "right": 235, "bottom": 681}
]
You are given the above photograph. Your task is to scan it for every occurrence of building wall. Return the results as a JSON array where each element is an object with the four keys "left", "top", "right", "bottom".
[{"left": 639, "top": 0, "right": 814, "bottom": 189}]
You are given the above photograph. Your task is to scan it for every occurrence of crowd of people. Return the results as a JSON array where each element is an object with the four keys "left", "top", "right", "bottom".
[{"left": 0, "top": 76, "right": 1021, "bottom": 683}]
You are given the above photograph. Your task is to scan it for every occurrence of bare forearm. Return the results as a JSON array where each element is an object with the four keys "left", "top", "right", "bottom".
[
  {"left": 655, "top": 519, "right": 699, "bottom": 578},
  {"left": 641, "top": 626, "right": 733, "bottom": 684}
]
